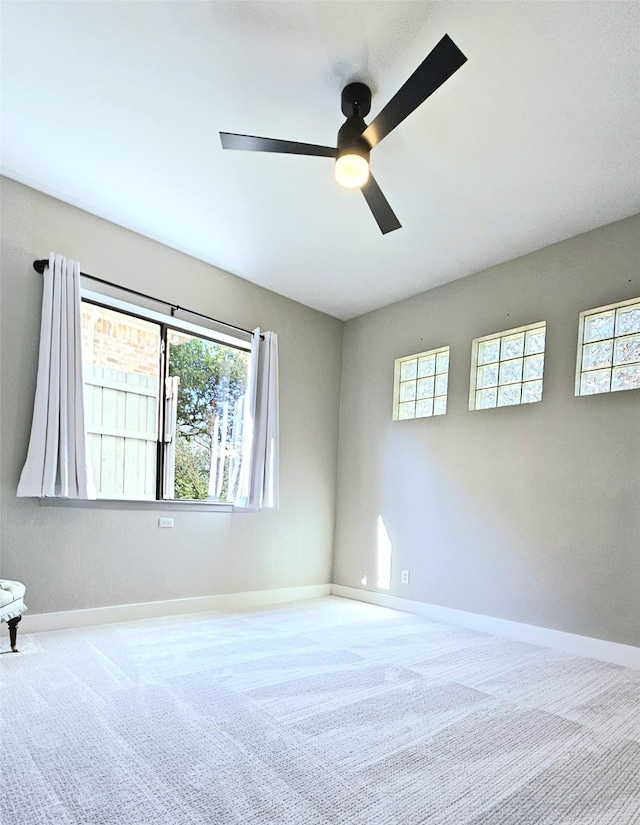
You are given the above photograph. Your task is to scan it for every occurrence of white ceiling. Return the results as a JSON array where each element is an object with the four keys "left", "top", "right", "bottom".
[{"left": 2, "top": 2, "right": 639, "bottom": 320}]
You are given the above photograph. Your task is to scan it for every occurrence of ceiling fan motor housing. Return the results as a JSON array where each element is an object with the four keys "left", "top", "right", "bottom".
[
  {"left": 338, "top": 83, "right": 372, "bottom": 162},
  {"left": 341, "top": 82, "right": 371, "bottom": 118}
]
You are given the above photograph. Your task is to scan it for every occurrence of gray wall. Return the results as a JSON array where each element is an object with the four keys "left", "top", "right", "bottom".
[
  {"left": 2, "top": 175, "right": 639, "bottom": 648},
  {"left": 0, "top": 177, "right": 343, "bottom": 613},
  {"left": 333, "top": 214, "right": 640, "bottom": 647}
]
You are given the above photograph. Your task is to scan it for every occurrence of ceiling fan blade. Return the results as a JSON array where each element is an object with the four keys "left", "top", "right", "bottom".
[
  {"left": 361, "top": 174, "right": 402, "bottom": 234},
  {"left": 220, "top": 132, "right": 337, "bottom": 157},
  {"left": 361, "top": 34, "right": 467, "bottom": 149}
]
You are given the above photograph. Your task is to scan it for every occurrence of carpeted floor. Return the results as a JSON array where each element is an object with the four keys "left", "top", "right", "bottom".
[{"left": 2, "top": 596, "right": 639, "bottom": 825}]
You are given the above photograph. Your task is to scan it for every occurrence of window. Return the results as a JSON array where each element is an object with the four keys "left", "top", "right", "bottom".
[
  {"left": 576, "top": 298, "right": 640, "bottom": 395},
  {"left": 470, "top": 322, "right": 546, "bottom": 410},
  {"left": 393, "top": 346, "right": 450, "bottom": 420},
  {"left": 81, "top": 295, "right": 250, "bottom": 502}
]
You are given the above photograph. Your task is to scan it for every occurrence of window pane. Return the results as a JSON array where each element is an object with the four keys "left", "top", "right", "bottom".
[
  {"left": 433, "top": 396, "right": 447, "bottom": 416},
  {"left": 435, "top": 351, "right": 449, "bottom": 374},
  {"left": 498, "top": 385, "right": 521, "bottom": 406},
  {"left": 476, "top": 388, "right": 497, "bottom": 409},
  {"left": 615, "top": 305, "right": 640, "bottom": 337},
  {"left": 476, "top": 364, "right": 499, "bottom": 389},
  {"left": 167, "top": 331, "right": 248, "bottom": 502},
  {"left": 525, "top": 328, "right": 546, "bottom": 355},
  {"left": 611, "top": 365, "right": 640, "bottom": 392},
  {"left": 400, "top": 381, "right": 417, "bottom": 402},
  {"left": 478, "top": 339, "right": 500, "bottom": 365},
  {"left": 613, "top": 335, "right": 640, "bottom": 366},
  {"left": 523, "top": 354, "right": 544, "bottom": 381},
  {"left": 418, "top": 355, "right": 435, "bottom": 377},
  {"left": 499, "top": 358, "right": 523, "bottom": 385},
  {"left": 400, "top": 359, "right": 418, "bottom": 381},
  {"left": 415, "top": 398, "right": 433, "bottom": 418},
  {"left": 522, "top": 380, "right": 543, "bottom": 404},
  {"left": 416, "top": 377, "right": 434, "bottom": 399},
  {"left": 582, "top": 341, "right": 613, "bottom": 371},
  {"left": 435, "top": 373, "right": 448, "bottom": 396},
  {"left": 501, "top": 333, "right": 525, "bottom": 360},
  {"left": 584, "top": 311, "right": 615, "bottom": 343},
  {"left": 580, "top": 368, "right": 611, "bottom": 395},
  {"left": 81, "top": 302, "right": 160, "bottom": 500},
  {"left": 399, "top": 401, "right": 415, "bottom": 420}
]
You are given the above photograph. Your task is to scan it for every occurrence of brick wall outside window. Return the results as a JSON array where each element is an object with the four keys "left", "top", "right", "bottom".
[{"left": 81, "top": 304, "right": 159, "bottom": 377}]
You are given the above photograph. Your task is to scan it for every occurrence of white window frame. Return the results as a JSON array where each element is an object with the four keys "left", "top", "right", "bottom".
[
  {"left": 81, "top": 288, "right": 251, "bottom": 506},
  {"left": 392, "top": 345, "right": 450, "bottom": 421},
  {"left": 469, "top": 321, "right": 546, "bottom": 411},
  {"left": 575, "top": 296, "right": 640, "bottom": 396}
]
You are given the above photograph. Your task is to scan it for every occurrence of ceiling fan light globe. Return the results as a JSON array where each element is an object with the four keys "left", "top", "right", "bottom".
[{"left": 335, "top": 154, "right": 369, "bottom": 189}]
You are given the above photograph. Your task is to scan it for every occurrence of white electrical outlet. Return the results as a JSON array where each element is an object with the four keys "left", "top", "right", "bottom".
[
  {"left": 158, "top": 517, "right": 174, "bottom": 528},
  {"left": 401, "top": 570, "right": 410, "bottom": 584}
]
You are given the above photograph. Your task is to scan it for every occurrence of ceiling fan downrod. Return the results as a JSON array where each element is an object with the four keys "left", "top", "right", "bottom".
[{"left": 336, "top": 83, "right": 372, "bottom": 188}]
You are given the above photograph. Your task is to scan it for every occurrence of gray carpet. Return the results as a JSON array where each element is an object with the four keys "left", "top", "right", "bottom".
[{"left": 2, "top": 596, "right": 639, "bottom": 824}]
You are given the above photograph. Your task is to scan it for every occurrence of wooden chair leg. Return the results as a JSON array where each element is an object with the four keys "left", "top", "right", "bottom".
[{"left": 7, "top": 615, "right": 21, "bottom": 652}]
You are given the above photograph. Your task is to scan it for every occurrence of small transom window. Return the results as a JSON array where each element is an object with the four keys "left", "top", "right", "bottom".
[
  {"left": 470, "top": 322, "right": 546, "bottom": 410},
  {"left": 576, "top": 297, "right": 640, "bottom": 395},
  {"left": 393, "top": 346, "right": 450, "bottom": 420}
]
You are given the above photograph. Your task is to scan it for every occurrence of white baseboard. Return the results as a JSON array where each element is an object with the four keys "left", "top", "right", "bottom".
[
  {"left": 21, "top": 584, "right": 331, "bottom": 634},
  {"left": 331, "top": 585, "right": 640, "bottom": 670},
  {"left": 19, "top": 583, "right": 640, "bottom": 670}
]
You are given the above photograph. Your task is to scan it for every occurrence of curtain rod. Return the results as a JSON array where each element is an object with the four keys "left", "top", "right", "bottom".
[{"left": 32, "top": 259, "right": 256, "bottom": 339}]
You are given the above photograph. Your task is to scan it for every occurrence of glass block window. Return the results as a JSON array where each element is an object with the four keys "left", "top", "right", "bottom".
[
  {"left": 576, "top": 297, "right": 640, "bottom": 395},
  {"left": 393, "top": 346, "right": 450, "bottom": 420},
  {"left": 470, "top": 322, "right": 546, "bottom": 410}
]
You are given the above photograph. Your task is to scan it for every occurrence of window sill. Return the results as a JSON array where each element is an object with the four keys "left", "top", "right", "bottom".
[{"left": 38, "top": 497, "right": 234, "bottom": 513}]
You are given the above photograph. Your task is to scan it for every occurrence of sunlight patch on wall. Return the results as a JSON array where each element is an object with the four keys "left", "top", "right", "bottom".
[{"left": 377, "top": 516, "right": 392, "bottom": 590}]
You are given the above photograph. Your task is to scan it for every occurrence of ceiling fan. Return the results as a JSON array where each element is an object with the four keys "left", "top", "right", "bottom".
[{"left": 220, "top": 34, "right": 466, "bottom": 235}]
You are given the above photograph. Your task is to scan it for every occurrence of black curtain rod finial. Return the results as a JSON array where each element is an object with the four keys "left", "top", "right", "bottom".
[{"left": 33, "top": 259, "right": 47, "bottom": 275}]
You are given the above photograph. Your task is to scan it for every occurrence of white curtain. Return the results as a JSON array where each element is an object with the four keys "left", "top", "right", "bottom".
[
  {"left": 17, "top": 253, "right": 95, "bottom": 498},
  {"left": 235, "top": 328, "right": 279, "bottom": 510}
]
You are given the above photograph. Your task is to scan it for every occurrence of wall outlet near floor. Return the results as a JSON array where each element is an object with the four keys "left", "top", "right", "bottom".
[
  {"left": 158, "top": 517, "right": 174, "bottom": 528},
  {"left": 401, "top": 570, "right": 410, "bottom": 584}
]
